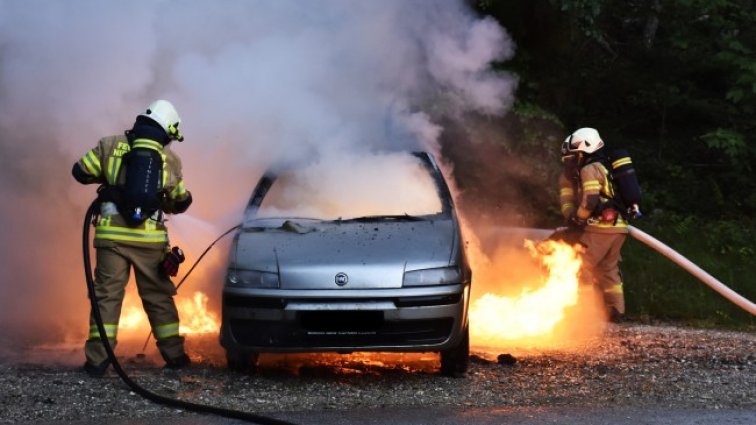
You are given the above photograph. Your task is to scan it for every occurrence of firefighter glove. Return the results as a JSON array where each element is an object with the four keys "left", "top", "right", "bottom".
[{"left": 161, "top": 246, "right": 185, "bottom": 277}]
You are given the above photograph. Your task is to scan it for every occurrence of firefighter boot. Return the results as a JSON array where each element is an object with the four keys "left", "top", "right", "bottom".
[
  {"left": 609, "top": 307, "right": 626, "bottom": 323},
  {"left": 164, "top": 353, "right": 192, "bottom": 369},
  {"left": 158, "top": 335, "right": 191, "bottom": 369},
  {"left": 82, "top": 359, "right": 110, "bottom": 378}
]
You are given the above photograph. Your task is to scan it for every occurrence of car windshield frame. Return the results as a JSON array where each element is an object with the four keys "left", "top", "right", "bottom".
[{"left": 243, "top": 152, "right": 454, "bottom": 226}]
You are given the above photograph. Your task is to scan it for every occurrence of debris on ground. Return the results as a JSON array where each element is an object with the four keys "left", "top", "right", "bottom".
[
  {"left": 0, "top": 323, "right": 753, "bottom": 422},
  {"left": 497, "top": 353, "right": 517, "bottom": 366}
]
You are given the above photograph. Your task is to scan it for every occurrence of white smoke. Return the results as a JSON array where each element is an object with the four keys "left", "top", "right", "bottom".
[{"left": 0, "top": 0, "right": 516, "bottom": 342}]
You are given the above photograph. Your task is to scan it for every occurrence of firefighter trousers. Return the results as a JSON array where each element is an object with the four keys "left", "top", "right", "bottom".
[
  {"left": 84, "top": 243, "right": 186, "bottom": 366},
  {"left": 578, "top": 232, "right": 628, "bottom": 315}
]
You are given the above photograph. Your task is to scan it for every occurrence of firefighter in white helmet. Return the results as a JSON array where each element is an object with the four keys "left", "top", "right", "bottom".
[
  {"left": 72, "top": 100, "right": 193, "bottom": 376},
  {"left": 558, "top": 127, "right": 628, "bottom": 322}
]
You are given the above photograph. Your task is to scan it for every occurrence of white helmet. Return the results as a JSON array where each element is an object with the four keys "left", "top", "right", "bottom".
[
  {"left": 140, "top": 99, "right": 183, "bottom": 141},
  {"left": 561, "top": 127, "right": 604, "bottom": 155}
]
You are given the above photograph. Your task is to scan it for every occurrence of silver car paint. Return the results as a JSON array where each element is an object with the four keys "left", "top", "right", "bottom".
[
  {"left": 221, "top": 152, "right": 469, "bottom": 353},
  {"left": 233, "top": 220, "right": 457, "bottom": 290}
]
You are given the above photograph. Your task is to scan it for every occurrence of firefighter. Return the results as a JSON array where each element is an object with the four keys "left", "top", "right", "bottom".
[
  {"left": 559, "top": 127, "right": 628, "bottom": 322},
  {"left": 73, "top": 100, "right": 193, "bottom": 376}
]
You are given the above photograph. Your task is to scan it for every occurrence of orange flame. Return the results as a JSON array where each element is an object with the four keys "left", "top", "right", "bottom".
[
  {"left": 178, "top": 291, "right": 220, "bottom": 334},
  {"left": 469, "top": 239, "right": 583, "bottom": 346},
  {"left": 118, "top": 305, "right": 148, "bottom": 333},
  {"left": 116, "top": 290, "right": 219, "bottom": 337}
]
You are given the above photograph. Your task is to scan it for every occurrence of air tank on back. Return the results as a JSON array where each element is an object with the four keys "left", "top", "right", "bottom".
[{"left": 609, "top": 149, "right": 642, "bottom": 219}]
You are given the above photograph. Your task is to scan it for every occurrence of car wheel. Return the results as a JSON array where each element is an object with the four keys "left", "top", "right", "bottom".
[
  {"left": 226, "top": 349, "right": 259, "bottom": 373},
  {"left": 440, "top": 325, "right": 469, "bottom": 377}
]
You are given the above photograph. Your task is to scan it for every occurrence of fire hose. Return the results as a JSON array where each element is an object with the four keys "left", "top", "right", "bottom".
[
  {"left": 627, "top": 225, "right": 756, "bottom": 316},
  {"left": 82, "top": 200, "right": 297, "bottom": 425},
  {"left": 547, "top": 225, "right": 755, "bottom": 316}
]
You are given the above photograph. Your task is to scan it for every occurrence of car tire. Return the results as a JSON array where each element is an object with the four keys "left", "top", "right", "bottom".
[
  {"left": 440, "top": 324, "right": 469, "bottom": 377},
  {"left": 226, "top": 349, "right": 259, "bottom": 373}
]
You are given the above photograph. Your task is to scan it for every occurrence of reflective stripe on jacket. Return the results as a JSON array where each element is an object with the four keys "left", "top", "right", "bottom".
[
  {"left": 576, "top": 162, "right": 628, "bottom": 234},
  {"left": 76, "top": 135, "right": 190, "bottom": 244},
  {"left": 558, "top": 173, "right": 577, "bottom": 220}
]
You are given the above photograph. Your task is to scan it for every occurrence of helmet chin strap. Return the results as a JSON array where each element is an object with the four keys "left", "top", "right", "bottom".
[{"left": 576, "top": 152, "right": 586, "bottom": 167}]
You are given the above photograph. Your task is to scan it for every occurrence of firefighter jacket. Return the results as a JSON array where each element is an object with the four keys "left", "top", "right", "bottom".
[
  {"left": 76, "top": 135, "right": 191, "bottom": 247},
  {"left": 559, "top": 161, "right": 628, "bottom": 234}
]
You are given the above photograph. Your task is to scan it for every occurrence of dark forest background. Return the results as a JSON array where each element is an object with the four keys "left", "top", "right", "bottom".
[{"left": 443, "top": 0, "right": 755, "bottom": 327}]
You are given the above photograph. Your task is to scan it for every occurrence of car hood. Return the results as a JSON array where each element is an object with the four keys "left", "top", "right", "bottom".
[{"left": 232, "top": 219, "right": 457, "bottom": 289}]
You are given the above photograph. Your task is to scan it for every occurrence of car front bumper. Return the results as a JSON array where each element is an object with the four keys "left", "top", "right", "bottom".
[{"left": 220, "top": 284, "right": 470, "bottom": 353}]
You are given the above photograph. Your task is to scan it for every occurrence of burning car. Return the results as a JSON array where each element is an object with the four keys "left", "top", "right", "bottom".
[{"left": 220, "top": 152, "right": 471, "bottom": 376}]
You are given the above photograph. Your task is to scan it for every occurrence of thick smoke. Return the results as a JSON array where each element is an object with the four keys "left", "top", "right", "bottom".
[{"left": 0, "top": 0, "right": 516, "bottom": 344}]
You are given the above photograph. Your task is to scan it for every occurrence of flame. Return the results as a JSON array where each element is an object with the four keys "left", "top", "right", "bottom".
[
  {"left": 178, "top": 291, "right": 220, "bottom": 334},
  {"left": 119, "top": 306, "right": 148, "bottom": 332},
  {"left": 115, "top": 290, "right": 219, "bottom": 337},
  {"left": 469, "top": 239, "right": 583, "bottom": 346}
]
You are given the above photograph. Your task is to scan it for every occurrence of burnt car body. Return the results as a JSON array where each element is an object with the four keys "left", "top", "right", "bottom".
[{"left": 220, "top": 152, "right": 471, "bottom": 376}]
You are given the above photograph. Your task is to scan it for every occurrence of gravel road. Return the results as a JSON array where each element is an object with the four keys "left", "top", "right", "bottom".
[{"left": 1, "top": 323, "right": 753, "bottom": 424}]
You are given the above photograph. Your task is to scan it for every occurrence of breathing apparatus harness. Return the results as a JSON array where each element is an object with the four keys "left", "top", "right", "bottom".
[
  {"left": 573, "top": 149, "right": 643, "bottom": 224},
  {"left": 82, "top": 199, "right": 295, "bottom": 425}
]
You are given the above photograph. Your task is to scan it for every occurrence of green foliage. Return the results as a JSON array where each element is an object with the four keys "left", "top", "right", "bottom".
[
  {"left": 549, "top": 0, "right": 605, "bottom": 39},
  {"left": 511, "top": 101, "right": 563, "bottom": 125},
  {"left": 700, "top": 128, "right": 749, "bottom": 170},
  {"left": 622, "top": 216, "right": 755, "bottom": 328},
  {"left": 472, "top": 0, "right": 756, "bottom": 326},
  {"left": 477, "top": 0, "right": 756, "bottom": 217}
]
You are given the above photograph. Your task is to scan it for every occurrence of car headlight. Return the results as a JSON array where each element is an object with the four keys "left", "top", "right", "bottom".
[
  {"left": 403, "top": 267, "right": 461, "bottom": 287},
  {"left": 227, "top": 270, "right": 280, "bottom": 288}
]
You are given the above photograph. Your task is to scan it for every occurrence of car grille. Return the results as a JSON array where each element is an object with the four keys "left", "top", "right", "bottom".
[{"left": 229, "top": 316, "right": 454, "bottom": 348}]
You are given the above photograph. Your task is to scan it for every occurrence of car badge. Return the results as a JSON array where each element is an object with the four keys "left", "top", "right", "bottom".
[{"left": 335, "top": 272, "right": 349, "bottom": 286}]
